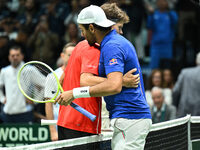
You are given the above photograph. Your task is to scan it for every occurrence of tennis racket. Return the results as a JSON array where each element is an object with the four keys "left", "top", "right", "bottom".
[{"left": 17, "top": 61, "right": 96, "bottom": 122}]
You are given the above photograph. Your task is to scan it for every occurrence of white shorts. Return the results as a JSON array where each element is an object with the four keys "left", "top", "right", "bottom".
[{"left": 110, "top": 118, "right": 152, "bottom": 150}]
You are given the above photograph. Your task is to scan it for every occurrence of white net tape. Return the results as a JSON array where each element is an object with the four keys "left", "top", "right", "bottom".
[{"left": 2, "top": 115, "right": 200, "bottom": 150}]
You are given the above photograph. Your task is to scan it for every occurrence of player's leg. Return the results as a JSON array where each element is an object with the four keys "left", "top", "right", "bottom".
[
  {"left": 124, "top": 119, "right": 151, "bottom": 150},
  {"left": 111, "top": 118, "right": 152, "bottom": 150},
  {"left": 111, "top": 118, "right": 125, "bottom": 150}
]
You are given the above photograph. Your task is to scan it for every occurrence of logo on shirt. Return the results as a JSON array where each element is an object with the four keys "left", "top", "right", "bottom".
[
  {"left": 109, "top": 58, "right": 118, "bottom": 65},
  {"left": 86, "top": 64, "right": 97, "bottom": 69}
]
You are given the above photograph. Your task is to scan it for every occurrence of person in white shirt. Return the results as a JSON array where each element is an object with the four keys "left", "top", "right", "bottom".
[
  {"left": 0, "top": 46, "right": 33, "bottom": 123},
  {"left": 45, "top": 43, "right": 75, "bottom": 141}
]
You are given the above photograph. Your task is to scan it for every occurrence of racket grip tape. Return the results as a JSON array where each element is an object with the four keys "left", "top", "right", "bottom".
[{"left": 70, "top": 102, "right": 96, "bottom": 122}]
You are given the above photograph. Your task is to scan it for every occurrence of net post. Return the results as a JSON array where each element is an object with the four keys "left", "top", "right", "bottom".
[{"left": 187, "top": 114, "right": 192, "bottom": 150}]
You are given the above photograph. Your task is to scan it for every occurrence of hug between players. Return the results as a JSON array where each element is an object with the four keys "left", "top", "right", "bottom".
[{"left": 0, "top": 0, "right": 200, "bottom": 150}]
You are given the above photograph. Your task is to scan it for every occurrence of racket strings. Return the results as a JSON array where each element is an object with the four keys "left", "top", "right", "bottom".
[
  {"left": 35, "top": 63, "right": 51, "bottom": 76},
  {"left": 19, "top": 63, "right": 59, "bottom": 102}
]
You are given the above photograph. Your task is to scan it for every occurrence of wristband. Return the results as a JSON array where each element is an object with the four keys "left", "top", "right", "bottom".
[{"left": 73, "top": 87, "right": 91, "bottom": 99}]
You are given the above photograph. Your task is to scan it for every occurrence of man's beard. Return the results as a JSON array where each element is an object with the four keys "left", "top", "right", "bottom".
[{"left": 87, "top": 40, "right": 95, "bottom": 46}]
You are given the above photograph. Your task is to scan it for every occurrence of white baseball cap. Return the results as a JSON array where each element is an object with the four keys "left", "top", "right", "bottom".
[
  {"left": 196, "top": 52, "right": 200, "bottom": 65},
  {"left": 77, "top": 5, "right": 116, "bottom": 27}
]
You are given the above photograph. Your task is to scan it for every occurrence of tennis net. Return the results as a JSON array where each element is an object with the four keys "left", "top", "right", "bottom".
[{"left": 3, "top": 115, "right": 195, "bottom": 150}]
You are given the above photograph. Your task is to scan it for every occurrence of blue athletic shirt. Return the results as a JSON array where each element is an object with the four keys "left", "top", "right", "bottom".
[{"left": 99, "top": 30, "right": 151, "bottom": 120}]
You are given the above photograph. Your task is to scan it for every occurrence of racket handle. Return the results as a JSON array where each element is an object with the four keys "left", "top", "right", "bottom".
[{"left": 70, "top": 102, "right": 96, "bottom": 122}]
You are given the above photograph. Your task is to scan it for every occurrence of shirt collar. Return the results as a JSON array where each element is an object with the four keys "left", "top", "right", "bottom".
[
  {"left": 153, "top": 103, "right": 166, "bottom": 112},
  {"left": 100, "top": 29, "right": 117, "bottom": 49},
  {"left": 12, "top": 61, "right": 24, "bottom": 70}
]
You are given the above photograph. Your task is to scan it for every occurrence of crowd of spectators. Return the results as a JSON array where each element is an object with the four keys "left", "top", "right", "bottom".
[{"left": 0, "top": 0, "right": 200, "bottom": 125}]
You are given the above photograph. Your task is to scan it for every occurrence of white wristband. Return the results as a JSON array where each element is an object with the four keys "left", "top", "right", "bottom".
[{"left": 73, "top": 87, "right": 91, "bottom": 99}]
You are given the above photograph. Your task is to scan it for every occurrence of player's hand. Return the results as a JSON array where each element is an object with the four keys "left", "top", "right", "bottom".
[
  {"left": 54, "top": 90, "right": 74, "bottom": 106},
  {"left": 123, "top": 68, "right": 140, "bottom": 88}
]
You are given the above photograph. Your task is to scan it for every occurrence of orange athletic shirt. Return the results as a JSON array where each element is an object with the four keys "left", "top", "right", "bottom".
[{"left": 57, "top": 40, "right": 101, "bottom": 134}]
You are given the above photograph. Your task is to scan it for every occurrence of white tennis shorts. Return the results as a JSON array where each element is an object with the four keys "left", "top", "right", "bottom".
[{"left": 110, "top": 118, "right": 152, "bottom": 150}]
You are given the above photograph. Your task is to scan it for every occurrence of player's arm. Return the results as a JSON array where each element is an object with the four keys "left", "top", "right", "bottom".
[
  {"left": 89, "top": 71, "right": 123, "bottom": 97},
  {"left": 44, "top": 75, "right": 58, "bottom": 141},
  {"left": 45, "top": 103, "right": 58, "bottom": 141},
  {"left": 80, "top": 68, "right": 140, "bottom": 88},
  {"left": 80, "top": 43, "right": 139, "bottom": 88},
  {"left": 55, "top": 45, "right": 138, "bottom": 105},
  {"left": 80, "top": 73, "right": 105, "bottom": 87},
  {"left": 55, "top": 71, "right": 123, "bottom": 105},
  {"left": 59, "top": 72, "right": 65, "bottom": 86}
]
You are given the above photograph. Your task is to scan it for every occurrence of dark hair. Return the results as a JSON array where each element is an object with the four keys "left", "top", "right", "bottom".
[
  {"left": 148, "top": 69, "right": 163, "bottom": 90},
  {"left": 9, "top": 46, "right": 23, "bottom": 53},
  {"left": 93, "top": 23, "right": 111, "bottom": 32},
  {"left": 81, "top": 24, "right": 90, "bottom": 30},
  {"left": 81, "top": 24, "right": 111, "bottom": 32}
]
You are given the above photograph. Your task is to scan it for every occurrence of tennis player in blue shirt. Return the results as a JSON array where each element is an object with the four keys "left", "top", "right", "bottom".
[{"left": 56, "top": 5, "right": 152, "bottom": 150}]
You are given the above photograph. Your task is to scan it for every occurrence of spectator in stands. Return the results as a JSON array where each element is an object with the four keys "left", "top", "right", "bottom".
[
  {"left": 147, "top": 69, "right": 164, "bottom": 90},
  {"left": 64, "top": 0, "right": 90, "bottom": 26},
  {"left": 146, "top": 69, "right": 163, "bottom": 106},
  {"left": 27, "top": 15, "right": 59, "bottom": 67},
  {"left": 40, "top": 0, "right": 69, "bottom": 37},
  {"left": 9, "top": 26, "right": 31, "bottom": 62},
  {"left": 0, "top": 16, "right": 18, "bottom": 40},
  {"left": 0, "top": 46, "right": 34, "bottom": 123},
  {"left": 119, "top": 0, "right": 147, "bottom": 59},
  {"left": 151, "top": 87, "right": 176, "bottom": 123},
  {"left": 173, "top": 52, "right": 200, "bottom": 117},
  {"left": 7, "top": 0, "right": 20, "bottom": 12},
  {"left": 146, "top": 69, "right": 172, "bottom": 107},
  {"left": 163, "top": 68, "right": 174, "bottom": 89},
  {"left": 0, "top": 35, "right": 9, "bottom": 68},
  {"left": 45, "top": 43, "right": 75, "bottom": 141},
  {"left": 0, "top": 0, "right": 10, "bottom": 22},
  {"left": 146, "top": 0, "right": 178, "bottom": 69},
  {"left": 16, "top": 0, "right": 26, "bottom": 16},
  {"left": 64, "top": 0, "right": 79, "bottom": 27},
  {"left": 64, "top": 0, "right": 90, "bottom": 40},
  {"left": 64, "top": 22, "right": 81, "bottom": 44},
  {"left": 16, "top": 0, "right": 40, "bottom": 33}
]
